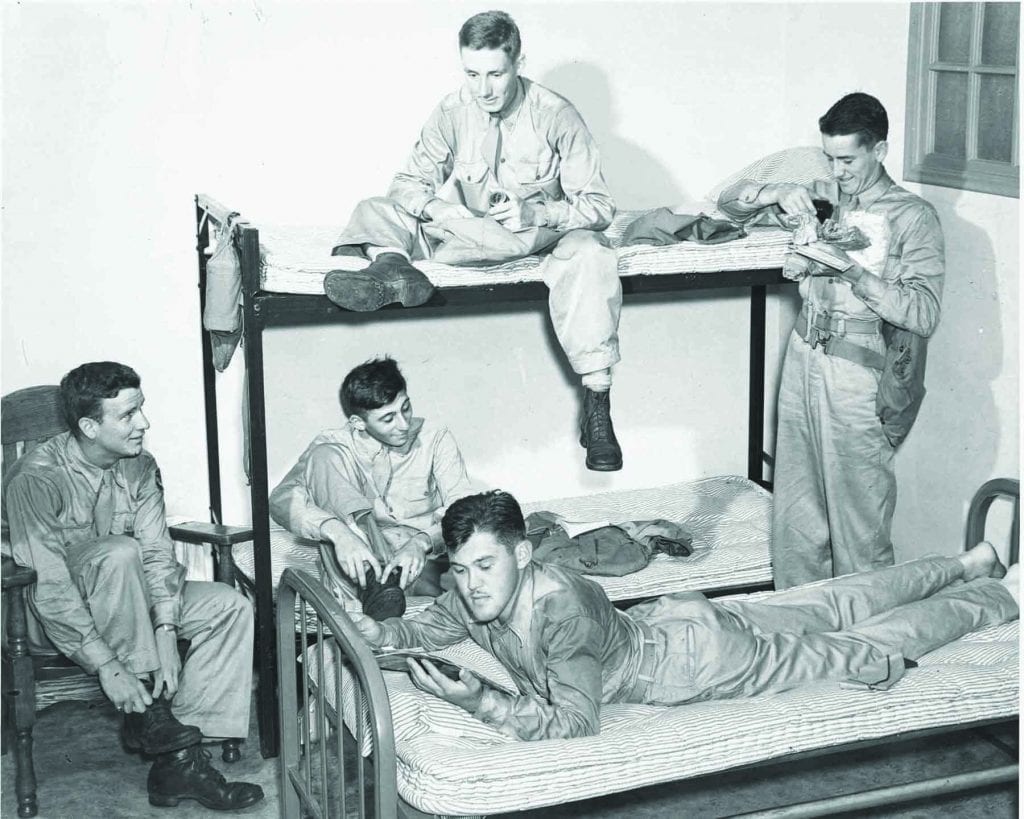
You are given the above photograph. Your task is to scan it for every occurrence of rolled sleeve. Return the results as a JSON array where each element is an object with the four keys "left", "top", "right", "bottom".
[
  {"left": 849, "top": 206, "right": 945, "bottom": 337},
  {"left": 4, "top": 474, "right": 116, "bottom": 673}
]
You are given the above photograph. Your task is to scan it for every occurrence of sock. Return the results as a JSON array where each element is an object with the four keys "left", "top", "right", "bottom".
[
  {"left": 581, "top": 368, "right": 612, "bottom": 392},
  {"left": 367, "top": 246, "right": 410, "bottom": 262}
]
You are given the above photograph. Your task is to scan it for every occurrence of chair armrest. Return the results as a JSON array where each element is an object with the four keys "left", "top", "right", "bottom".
[
  {"left": 1, "top": 555, "right": 37, "bottom": 589},
  {"left": 168, "top": 521, "right": 254, "bottom": 546}
]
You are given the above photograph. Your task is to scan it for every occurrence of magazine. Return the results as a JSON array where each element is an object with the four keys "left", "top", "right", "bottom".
[{"left": 373, "top": 647, "right": 518, "bottom": 695}]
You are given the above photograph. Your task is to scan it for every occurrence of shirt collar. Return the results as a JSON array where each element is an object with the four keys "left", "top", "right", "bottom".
[
  {"left": 845, "top": 167, "right": 894, "bottom": 211},
  {"left": 493, "top": 561, "right": 535, "bottom": 644},
  {"left": 349, "top": 416, "right": 425, "bottom": 460},
  {"left": 63, "top": 433, "right": 126, "bottom": 491}
]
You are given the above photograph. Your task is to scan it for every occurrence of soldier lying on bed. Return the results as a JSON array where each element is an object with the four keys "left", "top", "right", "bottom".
[
  {"left": 270, "top": 357, "right": 475, "bottom": 619},
  {"left": 350, "top": 489, "right": 1019, "bottom": 741},
  {"left": 323, "top": 10, "right": 624, "bottom": 472}
]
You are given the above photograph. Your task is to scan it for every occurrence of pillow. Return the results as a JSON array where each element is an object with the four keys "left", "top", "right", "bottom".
[{"left": 704, "top": 146, "right": 833, "bottom": 206}]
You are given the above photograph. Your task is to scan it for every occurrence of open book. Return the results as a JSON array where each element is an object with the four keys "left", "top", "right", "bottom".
[
  {"left": 374, "top": 647, "right": 518, "bottom": 695},
  {"left": 791, "top": 242, "right": 854, "bottom": 272}
]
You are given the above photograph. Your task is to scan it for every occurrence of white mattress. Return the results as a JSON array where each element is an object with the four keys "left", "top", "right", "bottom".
[
  {"left": 256, "top": 209, "right": 791, "bottom": 294},
  {"left": 232, "top": 474, "right": 773, "bottom": 604},
  {"left": 308, "top": 595, "right": 1019, "bottom": 816}
]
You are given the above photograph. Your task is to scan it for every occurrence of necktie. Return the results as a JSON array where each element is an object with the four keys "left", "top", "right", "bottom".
[
  {"left": 481, "top": 114, "right": 503, "bottom": 178},
  {"left": 94, "top": 471, "right": 116, "bottom": 538}
]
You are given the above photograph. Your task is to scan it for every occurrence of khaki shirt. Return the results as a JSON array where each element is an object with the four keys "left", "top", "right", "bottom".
[
  {"left": 719, "top": 169, "right": 945, "bottom": 336},
  {"left": 388, "top": 77, "right": 615, "bottom": 233},
  {"left": 268, "top": 418, "right": 472, "bottom": 553},
  {"left": 2, "top": 432, "right": 185, "bottom": 672}
]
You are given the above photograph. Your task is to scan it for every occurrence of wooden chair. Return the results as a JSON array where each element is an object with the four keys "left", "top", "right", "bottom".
[{"left": 1, "top": 385, "right": 253, "bottom": 818}]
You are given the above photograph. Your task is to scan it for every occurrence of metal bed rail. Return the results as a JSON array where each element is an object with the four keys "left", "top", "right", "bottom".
[{"left": 277, "top": 568, "right": 398, "bottom": 819}]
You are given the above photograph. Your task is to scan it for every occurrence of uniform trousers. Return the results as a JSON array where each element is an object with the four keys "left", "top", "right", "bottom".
[
  {"left": 633, "top": 556, "right": 1017, "bottom": 705},
  {"left": 29, "top": 535, "right": 253, "bottom": 738},
  {"left": 772, "top": 327, "right": 895, "bottom": 589},
  {"left": 336, "top": 196, "right": 622, "bottom": 376}
]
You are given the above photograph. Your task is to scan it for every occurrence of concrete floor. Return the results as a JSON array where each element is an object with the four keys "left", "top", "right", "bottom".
[{"left": 2, "top": 696, "right": 1018, "bottom": 818}]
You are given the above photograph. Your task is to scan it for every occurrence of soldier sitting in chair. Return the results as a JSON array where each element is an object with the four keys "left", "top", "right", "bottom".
[{"left": 2, "top": 362, "right": 263, "bottom": 811}]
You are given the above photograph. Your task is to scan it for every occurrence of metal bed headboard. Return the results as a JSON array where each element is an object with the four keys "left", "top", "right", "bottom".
[
  {"left": 965, "top": 477, "right": 1020, "bottom": 566},
  {"left": 276, "top": 568, "right": 398, "bottom": 819}
]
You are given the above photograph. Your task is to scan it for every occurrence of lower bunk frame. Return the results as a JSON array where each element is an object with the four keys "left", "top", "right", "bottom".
[{"left": 276, "top": 567, "right": 1018, "bottom": 819}]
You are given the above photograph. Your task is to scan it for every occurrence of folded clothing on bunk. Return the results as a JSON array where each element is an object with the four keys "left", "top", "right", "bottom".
[
  {"left": 525, "top": 512, "right": 693, "bottom": 576},
  {"left": 621, "top": 208, "right": 746, "bottom": 247}
]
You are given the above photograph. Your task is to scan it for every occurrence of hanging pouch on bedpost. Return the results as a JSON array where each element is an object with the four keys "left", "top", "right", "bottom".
[{"left": 203, "top": 213, "right": 243, "bottom": 372}]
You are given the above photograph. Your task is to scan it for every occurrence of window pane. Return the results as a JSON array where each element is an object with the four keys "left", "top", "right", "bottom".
[
  {"left": 978, "top": 74, "right": 1016, "bottom": 161},
  {"left": 937, "top": 2, "right": 975, "bottom": 64},
  {"left": 981, "top": 2, "right": 1020, "bottom": 66},
  {"left": 933, "top": 71, "right": 969, "bottom": 158}
]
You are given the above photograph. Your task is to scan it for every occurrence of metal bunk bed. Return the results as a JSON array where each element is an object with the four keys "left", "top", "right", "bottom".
[{"left": 193, "top": 193, "right": 791, "bottom": 759}]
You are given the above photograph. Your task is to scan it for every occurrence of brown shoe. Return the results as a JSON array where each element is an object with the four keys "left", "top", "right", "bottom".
[{"left": 324, "top": 252, "right": 434, "bottom": 311}]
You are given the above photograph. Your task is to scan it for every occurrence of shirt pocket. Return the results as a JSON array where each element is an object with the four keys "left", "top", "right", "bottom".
[
  {"left": 110, "top": 511, "right": 137, "bottom": 537},
  {"left": 60, "top": 521, "right": 96, "bottom": 548},
  {"left": 386, "top": 473, "right": 437, "bottom": 522},
  {"left": 453, "top": 158, "right": 490, "bottom": 199},
  {"left": 510, "top": 153, "right": 561, "bottom": 199}
]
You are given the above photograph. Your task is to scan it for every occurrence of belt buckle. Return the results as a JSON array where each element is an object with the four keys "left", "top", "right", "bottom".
[{"left": 810, "top": 327, "right": 831, "bottom": 350}]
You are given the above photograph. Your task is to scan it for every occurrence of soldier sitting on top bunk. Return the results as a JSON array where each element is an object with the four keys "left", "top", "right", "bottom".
[
  {"left": 270, "top": 356, "right": 475, "bottom": 619},
  {"left": 323, "top": 10, "right": 625, "bottom": 473}
]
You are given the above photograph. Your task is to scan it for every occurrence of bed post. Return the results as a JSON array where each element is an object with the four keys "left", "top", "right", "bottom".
[
  {"left": 747, "top": 284, "right": 768, "bottom": 489},
  {"left": 194, "top": 198, "right": 223, "bottom": 525},
  {"left": 238, "top": 223, "right": 281, "bottom": 759}
]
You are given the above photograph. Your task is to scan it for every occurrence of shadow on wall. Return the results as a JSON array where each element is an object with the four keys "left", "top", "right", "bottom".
[
  {"left": 896, "top": 190, "right": 1002, "bottom": 553},
  {"left": 541, "top": 61, "right": 689, "bottom": 209}
]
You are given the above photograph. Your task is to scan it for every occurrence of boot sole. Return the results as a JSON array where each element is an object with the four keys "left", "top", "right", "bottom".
[
  {"left": 324, "top": 269, "right": 434, "bottom": 312},
  {"left": 586, "top": 456, "right": 623, "bottom": 472},
  {"left": 580, "top": 435, "right": 623, "bottom": 471},
  {"left": 149, "top": 792, "right": 264, "bottom": 811}
]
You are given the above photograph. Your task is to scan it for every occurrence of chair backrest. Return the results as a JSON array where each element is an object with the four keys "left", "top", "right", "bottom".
[{"left": 2, "top": 386, "right": 68, "bottom": 484}]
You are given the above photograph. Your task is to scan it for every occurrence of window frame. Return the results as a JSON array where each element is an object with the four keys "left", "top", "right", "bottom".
[{"left": 904, "top": 2, "right": 1019, "bottom": 198}]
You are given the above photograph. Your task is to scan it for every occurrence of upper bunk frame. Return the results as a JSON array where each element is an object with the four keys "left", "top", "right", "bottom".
[{"left": 193, "top": 193, "right": 792, "bottom": 759}]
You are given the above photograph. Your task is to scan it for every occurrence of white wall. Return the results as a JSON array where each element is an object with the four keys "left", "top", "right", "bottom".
[{"left": 3, "top": 2, "right": 1017, "bottom": 561}]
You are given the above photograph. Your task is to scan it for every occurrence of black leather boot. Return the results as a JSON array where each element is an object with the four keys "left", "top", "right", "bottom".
[
  {"left": 579, "top": 388, "right": 623, "bottom": 472},
  {"left": 148, "top": 744, "right": 264, "bottom": 810},
  {"left": 359, "top": 565, "right": 406, "bottom": 621},
  {"left": 123, "top": 694, "right": 203, "bottom": 756},
  {"left": 324, "top": 252, "right": 435, "bottom": 311}
]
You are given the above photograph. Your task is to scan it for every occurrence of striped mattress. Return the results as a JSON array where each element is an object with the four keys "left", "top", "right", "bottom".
[
  {"left": 232, "top": 474, "right": 773, "bottom": 604},
  {"left": 255, "top": 208, "right": 791, "bottom": 294},
  {"left": 308, "top": 593, "right": 1019, "bottom": 816}
]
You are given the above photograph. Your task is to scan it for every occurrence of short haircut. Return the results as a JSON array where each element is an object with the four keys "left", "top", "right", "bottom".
[
  {"left": 818, "top": 92, "right": 889, "bottom": 148},
  {"left": 339, "top": 356, "right": 406, "bottom": 418},
  {"left": 459, "top": 10, "right": 522, "bottom": 61},
  {"left": 60, "top": 362, "right": 141, "bottom": 438},
  {"left": 442, "top": 490, "right": 525, "bottom": 553}
]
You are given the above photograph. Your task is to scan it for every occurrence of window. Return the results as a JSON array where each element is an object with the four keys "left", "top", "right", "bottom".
[{"left": 905, "top": 3, "right": 1019, "bottom": 197}]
